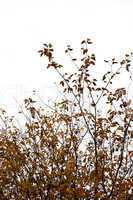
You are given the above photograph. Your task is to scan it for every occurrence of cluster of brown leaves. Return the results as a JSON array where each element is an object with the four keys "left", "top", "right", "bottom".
[{"left": 0, "top": 39, "right": 133, "bottom": 199}]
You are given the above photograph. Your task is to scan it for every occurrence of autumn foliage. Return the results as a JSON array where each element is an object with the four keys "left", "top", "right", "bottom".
[{"left": 0, "top": 39, "right": 133, "bottom": 199}]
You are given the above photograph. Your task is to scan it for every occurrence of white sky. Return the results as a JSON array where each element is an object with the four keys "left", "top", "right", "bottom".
[{"left": 0, "top": 0, "right": 133, "bottom": 113}]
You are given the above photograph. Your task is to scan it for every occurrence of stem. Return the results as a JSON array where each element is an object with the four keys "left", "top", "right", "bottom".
[{"left": 108, "top": 118, "right": 131, "bottom": 198}]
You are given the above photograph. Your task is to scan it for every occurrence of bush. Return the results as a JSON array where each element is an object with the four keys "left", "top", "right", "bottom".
[{"left": 0, "top": 39, "right": 133, "bottom": 199}]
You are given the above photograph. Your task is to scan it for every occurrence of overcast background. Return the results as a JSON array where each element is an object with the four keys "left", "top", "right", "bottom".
[{"left": 0, "top": 0, "right": 133, "bottom": 114}]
